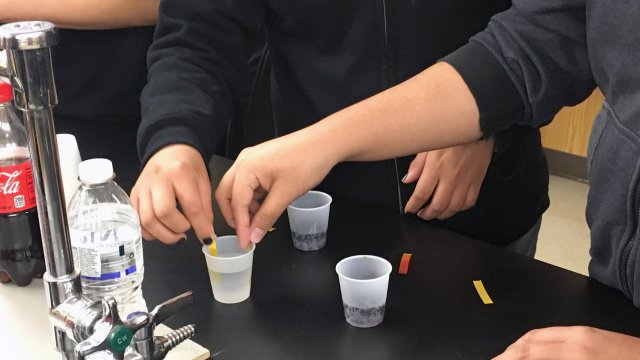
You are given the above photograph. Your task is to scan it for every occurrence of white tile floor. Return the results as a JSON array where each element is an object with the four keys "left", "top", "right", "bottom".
[{"left": 535, "top": 175, "right": 591, "bottom": 275}]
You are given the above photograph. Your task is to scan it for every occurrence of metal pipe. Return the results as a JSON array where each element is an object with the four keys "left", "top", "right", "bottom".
[
  {"left": 1, "top": 22, "right": 197, "bottom": 360},
  {"left": 0, "top": 22, "right": 74, "bottom": 279},
  {"left": 0, "top": 21, "right": 80, "bottom": 360}
]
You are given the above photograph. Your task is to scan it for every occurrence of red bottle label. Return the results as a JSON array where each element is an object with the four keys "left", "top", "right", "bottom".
[{"left": 0, "top": 161, "right": 37, "bottom": 214}]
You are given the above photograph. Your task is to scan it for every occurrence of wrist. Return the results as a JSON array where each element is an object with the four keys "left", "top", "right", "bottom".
[{"left": 305, "top": 117, "right": 353, "bottom": 166}]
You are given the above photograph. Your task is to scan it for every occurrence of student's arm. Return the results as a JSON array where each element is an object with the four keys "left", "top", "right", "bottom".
[
  {"left": 132, "top": 0, "right": 265, "bottom": 243},
  {"left": 0, "top": 0, "right": 159, "bottom": 29},
  {"left": 215, "top": 62, "right": 484, "bottom": 245},
  {"left": 215, "top": 0, "right": 597, "bottom": 245},
  {"left": 444, "top": 0, "right": 596, "bottom": 135}
]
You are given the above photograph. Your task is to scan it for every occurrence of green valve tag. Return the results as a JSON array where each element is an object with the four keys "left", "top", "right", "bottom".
[{"left": 108, "top": 325, "right": 133, "bottom": 353}]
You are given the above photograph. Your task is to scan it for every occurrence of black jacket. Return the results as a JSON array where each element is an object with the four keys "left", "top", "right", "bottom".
[
  {"left": 139, "top": 0, "right": 549, "bottom": 246},
  {"left": 52, "top": 27, "right": 154, "bottom": 191}
]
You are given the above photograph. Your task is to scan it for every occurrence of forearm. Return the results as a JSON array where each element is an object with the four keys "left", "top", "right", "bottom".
[
  {"left": 302, "top": 62, "right": 482, "bottom": 164},
  {"left": 0, "top": 0, "right": 158, "bottom": 29}
]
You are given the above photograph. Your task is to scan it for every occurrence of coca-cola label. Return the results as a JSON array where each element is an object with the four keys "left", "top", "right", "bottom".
[{"left": 0, "top": 161, "right": 37, "bottom": 214}]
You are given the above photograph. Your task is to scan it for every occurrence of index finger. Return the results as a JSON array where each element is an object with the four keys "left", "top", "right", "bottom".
[
  {"left": 230, "top": 170, "right": 261, "bottom": 248},
  {"left": 215, "top": 163, "right": 238, "bottom": 229},
  {"left": 248, "top": 184, "right": 294, "bottom": 242},
  {"left": 174, "top": 172, "right": 214, "bottom": 241}
]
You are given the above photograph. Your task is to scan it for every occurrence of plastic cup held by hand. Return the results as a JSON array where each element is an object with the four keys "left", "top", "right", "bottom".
[
  {"left": 202, "top": 235, "right": 255, "bottom": 304},
  {"left": 56, "top": 133, "right": 82, "bottom": 208},
  {"left": 286, "top": 191, "right": 332, "bottom": 251},
  {"left": 336, "top": 255, "right": 392, "bottom": 328}
]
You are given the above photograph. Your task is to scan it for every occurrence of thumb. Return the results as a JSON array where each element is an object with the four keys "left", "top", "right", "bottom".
[
  {"left": 403, "top": 152, "right": 428, "bottom": 183},
  {"left": 249, "top": 186, "right": 296, "bottom": 244}
]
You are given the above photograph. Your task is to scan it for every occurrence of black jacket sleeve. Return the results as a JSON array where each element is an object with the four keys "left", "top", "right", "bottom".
[
  {"left": 137, "top": 0, "right": 265, "bottom": 164},
  {"left": 442, "top": 0, "right": 596, "bottom": 137}
]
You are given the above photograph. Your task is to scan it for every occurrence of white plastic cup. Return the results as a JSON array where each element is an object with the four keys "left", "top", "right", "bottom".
[
  {"left": 286, "top": 191, "right": 332, "bottom": 251},
  {"left": 202, "top": 236, "right": 255, "bottom": 304},
  {"left": 56, "top": 133, "right": 82, "bottom": 208},
  {"left": 335, "top": 255, "right": 392, "bottom": 328}
]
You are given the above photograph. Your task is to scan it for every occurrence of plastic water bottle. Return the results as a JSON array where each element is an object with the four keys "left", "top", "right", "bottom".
[{"left": 67, "top": 158, "right": 146, "bottom": 317}]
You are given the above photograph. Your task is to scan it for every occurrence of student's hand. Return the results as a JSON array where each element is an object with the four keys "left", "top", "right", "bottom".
[
  {"left": 402, "top": 138, "right": 494, "bottom": 220},
  {"left": 131, "top": 144, "right": 215, "bottom": 244},
  {"left": 493, "top": 326, "right": 640, "bottom": 360},
  {"left": 215, "top": 133, "right": 337, "bottom": 248}
]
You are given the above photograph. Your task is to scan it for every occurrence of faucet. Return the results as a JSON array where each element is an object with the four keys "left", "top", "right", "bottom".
[{"left": 0, "top": 21, "right": 197, "bottom": 360}]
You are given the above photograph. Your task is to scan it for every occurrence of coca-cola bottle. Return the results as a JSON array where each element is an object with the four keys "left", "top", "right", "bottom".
[{"left": 0, "top": 80, "right": 44, "bottom": 286}]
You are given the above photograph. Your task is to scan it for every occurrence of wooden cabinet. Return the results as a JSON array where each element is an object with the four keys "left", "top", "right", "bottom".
[{"left": 541, "top": 89, "right": 603, "bottom": 157}]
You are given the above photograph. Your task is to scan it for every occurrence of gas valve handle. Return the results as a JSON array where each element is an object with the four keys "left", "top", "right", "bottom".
[
  {"left": 75, "top": 296, "right": 150, "bottom": 360},
  {"left": 150, "top": 291, "right": 194, "bottom": 326}
]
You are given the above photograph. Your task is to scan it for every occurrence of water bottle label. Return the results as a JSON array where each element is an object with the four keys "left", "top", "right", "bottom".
[
  {"left": 70, "top": 226, "right": 142, "bottom": 280},
  {"left": 0, "top": 161, "right": 36, "bottom": 214}
]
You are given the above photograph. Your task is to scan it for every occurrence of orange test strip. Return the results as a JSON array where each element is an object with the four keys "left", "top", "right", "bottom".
[{"left": 398, "top": 253, "right": 412, "bottom": 274}]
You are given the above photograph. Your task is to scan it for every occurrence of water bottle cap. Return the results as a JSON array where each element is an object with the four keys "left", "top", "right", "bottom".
[
  {"left": 0, "top": 81, "right": 12, "bottom": 103},
  {"left": 78, "top": 158, "right": 114, "bottom": 184}
]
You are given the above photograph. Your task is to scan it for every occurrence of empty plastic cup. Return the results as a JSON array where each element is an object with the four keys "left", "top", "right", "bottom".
[
  {"left": 202, "top": 236, "right": 255, "bottom": 304},
  {"left": 336, "top": 255, "right": 392, "bottom": 328},
  {"left": 286, "top": 191, "right": 332, "bottom": 251}
]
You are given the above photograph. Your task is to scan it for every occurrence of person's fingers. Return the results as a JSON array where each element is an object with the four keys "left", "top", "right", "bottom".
[
  {"left": 463, "top": 183, "right": 480, "bottom": 210},
  {"left": 141, "top": 227, "right": 154, "bottom": 241},
  {"left": 403, "top": 152, "right": 427, "bottom": 184},
  {"left": 173, "top": 172, "right": 214, "bottom": 241},
  {"left": 494, "top": 331, "right": 576, "bottom": 360},
  {"left": 197, "top": 167, "right": 215, "bottom": 238},
  {"left": 515, "top": 327, "right": 584, "bottom": 345},
  {"left": 151, "top": 177, "right": 191, "bottom": 234},
  {"left": 249, "top": 183, "right": 295, "bottom": 245},
  {"left": 130, "top": 185, "right": 142, "bottom": 223},
  {"left": 138, "top": 188, "right": 184, "bottom": 243},
  {"left": 436, "top": 186, "right": 467, "bottom": 220},
  {"left": 492, "top": 344, "right": 572, "bottom": 360},
  {"left": 215, "top": 164, "right": 237, "bottom": 229},
  {"left": 405, "top": 156, "right": 438, "bottom": 214},
  {"left": 230, "top": 170, "right": 262, "bottom": 248},
  {"left": 137, "top": 188, "right": 159, "bottom": 241},
  {"left": 131, "top": 188, "right": 154, "bottom": 240},
  {"left": 130, "top": 185, "right": 140, "bottom": 211},
  {"left": 249, "top": 199, "right": 261, "bottom": 216},
  {"left": 419, "top": 181, "right": 454, "bottom": 220}
]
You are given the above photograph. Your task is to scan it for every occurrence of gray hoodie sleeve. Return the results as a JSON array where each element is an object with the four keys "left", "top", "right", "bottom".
[{"left": 442, "top": 0, "right": 596, "bottom": 136}]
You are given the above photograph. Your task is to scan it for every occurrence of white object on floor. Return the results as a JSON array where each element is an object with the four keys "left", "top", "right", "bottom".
[{"left": 536, "top": 175, "right": 591, "bottom": 275}]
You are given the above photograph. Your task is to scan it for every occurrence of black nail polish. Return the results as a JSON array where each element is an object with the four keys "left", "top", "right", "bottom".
[{"left": 202, "top": 237, "right": 213, "bottom": 245}]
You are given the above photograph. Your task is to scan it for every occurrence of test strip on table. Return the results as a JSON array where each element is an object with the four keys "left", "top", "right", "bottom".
[
  {"left": 399, "top": 253, "right": 412, "bottom": 274},
  {"left": 473, "top": 280, "right": 494, "bottom": 304}
]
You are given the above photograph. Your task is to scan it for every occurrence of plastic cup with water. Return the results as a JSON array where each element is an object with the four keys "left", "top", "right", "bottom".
[{"left": 202, "top": 235, "right": 255, "bottom": 304}]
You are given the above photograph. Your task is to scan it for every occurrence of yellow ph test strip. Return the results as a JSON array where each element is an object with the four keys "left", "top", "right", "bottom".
[
  {"left": 473, "top": 280, "right": 494, "bottom": 305},
  {"left": 208, "top": 239, "right": 217, "bottom": 256}
]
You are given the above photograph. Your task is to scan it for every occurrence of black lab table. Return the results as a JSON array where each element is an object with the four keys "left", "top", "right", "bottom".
[{"left": 140, "top": 157, "right": 640, "bottom": 359}]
